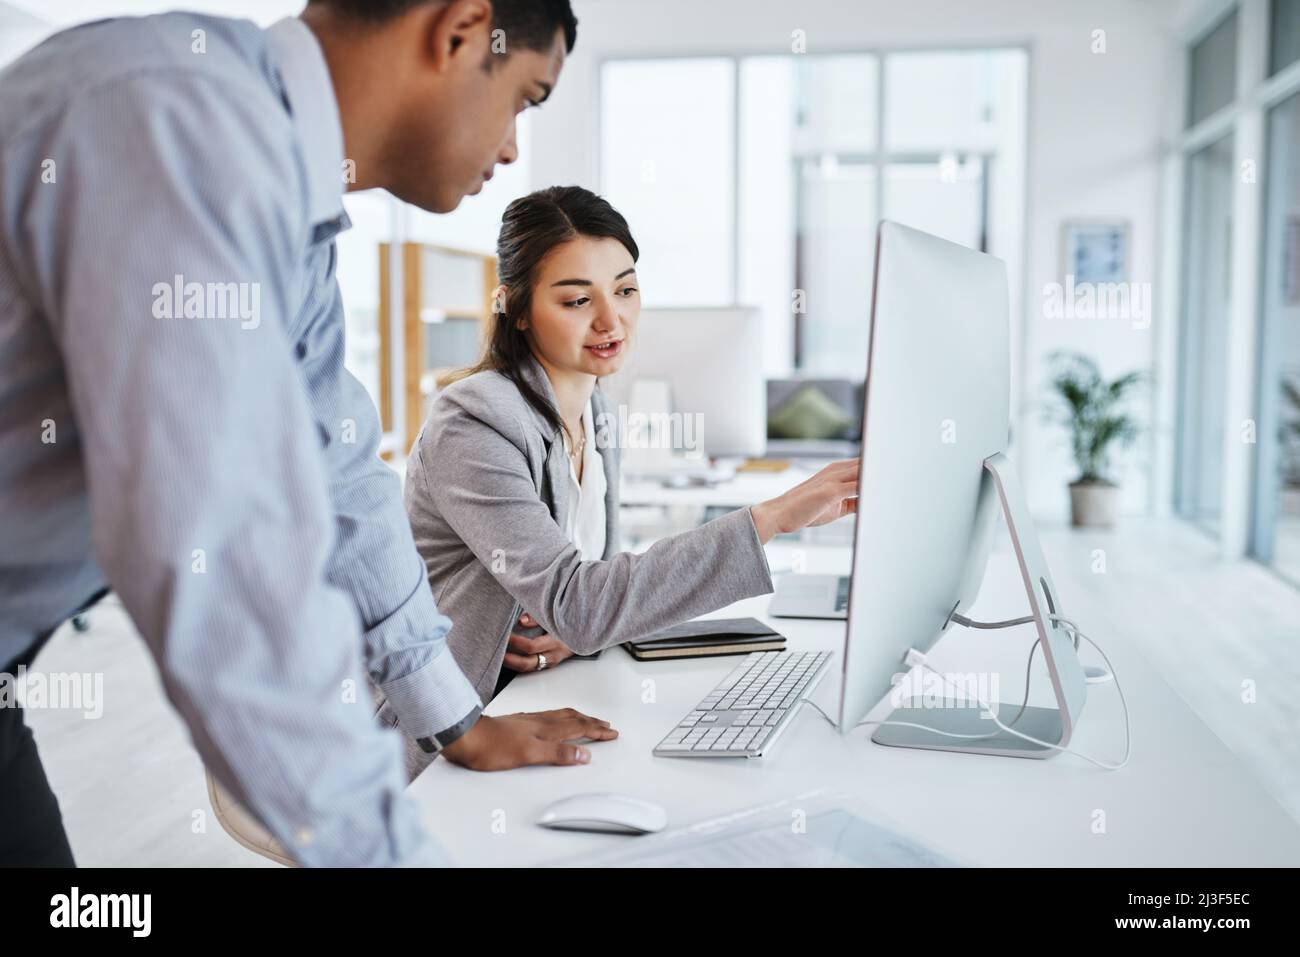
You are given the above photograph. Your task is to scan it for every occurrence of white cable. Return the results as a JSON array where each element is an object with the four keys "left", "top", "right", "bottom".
[
  {"left": 804, "top": 613, "right": 1132, "bottom": 769},
  {"left": 802, "top": 696, "right": 1005, "bottom": 740}
]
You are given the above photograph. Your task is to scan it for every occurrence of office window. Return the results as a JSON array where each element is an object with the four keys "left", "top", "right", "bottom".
[
  {"left": 785, "top": 55, "right": 879, "bottom": 377},
  {"left": 738, "top": 57, "right": 798, "bottom": 376},
  {"left": 601, "top": 49, "right": 1025, "bottom": 380},
  {"left": 1175, "top": 134, "right": 1235, "bottom": 535},
  {"left": 882, "top": 50, "right": 1026, "bottom": 257},
  {"left": 1273, "top": 0, "right": 1300, "bottom": 75},
  {"left": 737, "top": 55, "right": 879, "bottom": 377},
  {"left": 1252, "top": 92, "right": 1300, "bottom": 585},
  {"left": 1187, "top": 11, "right": 1238, "bottom": 128},
  {"left": 337, "top": 191, "right": 393, "bottom": 408},
  {"left": 884, "top": 51, "right": 1007, "bottom": 153},
  {"left": 600, "top": 58, "right": 736, "bottom": 308},
  {"left": 792, "top": 55, "right": 878, "bottom": 154},
  {"left": 797, "top": 158, "right": 878, "bottom": 378},
  {"left": 883, "top": 160, "right": 984, "bottom": 250}
]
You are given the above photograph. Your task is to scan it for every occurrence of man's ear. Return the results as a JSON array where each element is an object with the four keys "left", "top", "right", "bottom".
[{"left": 428, "top": 0, "right": 493, "bottom": 71}]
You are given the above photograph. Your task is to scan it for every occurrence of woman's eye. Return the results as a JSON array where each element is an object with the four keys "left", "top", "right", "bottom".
[
  {"left": 619, "top": 286, "right": 639, "bottom": 297},
  {"left": 564, "top": 297, "right": 589, "bottom": 308}
]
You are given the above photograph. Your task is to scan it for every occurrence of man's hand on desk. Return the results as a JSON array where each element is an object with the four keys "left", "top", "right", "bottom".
[
  {"left": 750, "top": 458, "right": 860, "bottom": 544},
  {"left": 440, "top": 709, "right": 619, "bottom": 770},
  {"left": 503, "top": 612, "right": 575, "bottom": 672}
]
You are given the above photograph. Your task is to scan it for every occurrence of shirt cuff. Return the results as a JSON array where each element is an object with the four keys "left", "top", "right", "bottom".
[{"left": 377, "top": 645, "right": 482, "bottom": 742}]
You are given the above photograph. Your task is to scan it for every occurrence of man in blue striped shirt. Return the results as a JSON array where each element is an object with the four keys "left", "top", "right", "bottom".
[{"left": 0, "top": 0, "right": 616, "bottom": 867}]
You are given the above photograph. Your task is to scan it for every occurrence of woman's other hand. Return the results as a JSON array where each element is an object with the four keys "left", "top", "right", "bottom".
[{"left": 503, "top": 612, "right": 576, "bottom": 672}]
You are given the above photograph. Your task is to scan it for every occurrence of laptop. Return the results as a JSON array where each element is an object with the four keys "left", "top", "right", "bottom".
[{"left": 767, "top": 574, "right": 850, "bottom": 620}]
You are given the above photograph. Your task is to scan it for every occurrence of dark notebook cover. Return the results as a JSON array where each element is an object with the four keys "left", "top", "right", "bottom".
[{"left": 622, "top": 617, "right": 786, "bottom": 660}]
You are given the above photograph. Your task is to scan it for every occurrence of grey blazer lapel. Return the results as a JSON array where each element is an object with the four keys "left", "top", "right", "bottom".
[
  {"left": 515, "top": 354, "right": 570, "bottom": 529},
  {"left": 543, "top": 434, "right": 571, "bottom": 532}
]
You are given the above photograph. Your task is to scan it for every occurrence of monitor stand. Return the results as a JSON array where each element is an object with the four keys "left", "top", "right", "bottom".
[{"left": 870, "top": 452, "right": 1089, "bottom": 759}]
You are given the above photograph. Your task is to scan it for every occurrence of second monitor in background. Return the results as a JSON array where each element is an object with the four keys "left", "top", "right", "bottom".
[{"left": 601, "top": 306, "right": 767, "bottom": 464}]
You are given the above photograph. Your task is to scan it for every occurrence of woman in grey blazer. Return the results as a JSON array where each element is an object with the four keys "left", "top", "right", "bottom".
[{"left": 383, "top": 187, "right": 856, "bottom": 774}]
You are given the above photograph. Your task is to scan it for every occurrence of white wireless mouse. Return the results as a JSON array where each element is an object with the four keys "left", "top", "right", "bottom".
[{"left": 537, "top": 793, "right": 668, "bottom": 834}]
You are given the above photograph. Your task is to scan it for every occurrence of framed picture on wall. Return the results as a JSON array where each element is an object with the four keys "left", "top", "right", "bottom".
[{"left": 1061, "top": 220, "right": 1130, "bottom": 285}]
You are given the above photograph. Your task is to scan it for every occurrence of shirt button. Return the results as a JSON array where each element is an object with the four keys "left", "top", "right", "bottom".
[{"left": 295, "top": 827, "right": 315, "bottom": 846}]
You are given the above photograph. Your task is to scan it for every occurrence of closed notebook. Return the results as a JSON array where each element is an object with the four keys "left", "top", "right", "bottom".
[{"left": 622, "top": 617, "right": 786, "bottom": 661}]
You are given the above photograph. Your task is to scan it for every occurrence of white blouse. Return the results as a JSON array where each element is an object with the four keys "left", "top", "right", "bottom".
[{"left": 564, "top": 398, "right": 607, "bottom": 560}]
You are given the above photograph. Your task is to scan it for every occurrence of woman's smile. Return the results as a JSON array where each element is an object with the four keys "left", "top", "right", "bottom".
[{"left": 584, "top": 338, "right": 624, "bottom": 360}]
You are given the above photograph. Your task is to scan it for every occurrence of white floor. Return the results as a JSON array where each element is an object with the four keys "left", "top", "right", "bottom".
[
  {"left": 1270, "top": 489, "right": 1300, "bottom": 588},
  {"left": 21, "top": 605, "right": 275, "bottom": 867},
  {"left": 1037, "top": 515, "right": 1300, "bottom": 827},
  {"left": 18, "top": 514, "right": 1300, "bottom": 866}
]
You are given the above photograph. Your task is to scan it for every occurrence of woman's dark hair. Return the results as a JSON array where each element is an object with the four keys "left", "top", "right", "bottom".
[{"left": 448, "top": 185, "right": 639, "bottom": 444}]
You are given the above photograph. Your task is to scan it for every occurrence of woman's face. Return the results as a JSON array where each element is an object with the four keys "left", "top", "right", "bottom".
[{"left": 521, "top": 236, "right": 639, "bottom": 378}]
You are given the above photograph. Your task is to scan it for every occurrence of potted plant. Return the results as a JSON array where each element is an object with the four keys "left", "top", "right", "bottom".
[{"left": 1045, "top": 352, "right": 1147, "bottom": 528}]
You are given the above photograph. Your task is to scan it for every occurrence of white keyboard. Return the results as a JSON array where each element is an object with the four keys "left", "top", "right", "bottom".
[{"left": 653, "top": 651, "right": 832, "bottom": 758}]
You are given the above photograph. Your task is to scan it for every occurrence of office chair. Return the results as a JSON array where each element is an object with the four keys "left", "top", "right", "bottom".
[{"left": 205, "top": 771, "right": 295, "bottom": 867}]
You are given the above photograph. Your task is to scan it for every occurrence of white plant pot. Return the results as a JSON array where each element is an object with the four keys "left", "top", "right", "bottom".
[{"left": 1069, "top": 481, "right": 1119, "bottom": 528}]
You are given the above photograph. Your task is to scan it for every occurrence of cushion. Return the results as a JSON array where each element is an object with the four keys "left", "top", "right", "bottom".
[{"left": 767, "top": 384, "right": 856, "bottom": 440}]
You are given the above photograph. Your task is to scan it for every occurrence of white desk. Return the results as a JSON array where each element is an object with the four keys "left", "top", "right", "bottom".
[
  {"left": 620, "top": 461, "right": 822, "bottom": 509},
  {"left": 407, "top": 539, "right": 1300, "bottom": 867}
]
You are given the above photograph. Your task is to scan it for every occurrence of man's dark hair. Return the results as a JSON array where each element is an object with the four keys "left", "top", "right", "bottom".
[{"left": 308, "top": 0, "right": 578, "bottom": 54}]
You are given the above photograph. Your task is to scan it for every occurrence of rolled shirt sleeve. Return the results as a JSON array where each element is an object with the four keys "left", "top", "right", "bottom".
[
  {"left": 19, "top": 71, "right": 444, "bottom": 866},
  {"left": 294, "top": 242, "right": 481, "bottom": 741}
]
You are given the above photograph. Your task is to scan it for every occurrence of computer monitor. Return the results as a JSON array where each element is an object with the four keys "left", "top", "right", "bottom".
[
  {"left": 600, "top": 306, "right": 766, "bottom": 458},
  {"left": 838, "top": 221, "right": 1087, "bottom": 757}
]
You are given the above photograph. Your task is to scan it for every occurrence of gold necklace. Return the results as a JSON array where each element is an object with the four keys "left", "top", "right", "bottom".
[{"left": 566, "top": 419, "right": 585, "bottom": 460}]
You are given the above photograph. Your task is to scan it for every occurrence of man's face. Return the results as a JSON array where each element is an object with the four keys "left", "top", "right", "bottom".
[{"left": 390, "top": 20, "right": 566, "bottom": 213}]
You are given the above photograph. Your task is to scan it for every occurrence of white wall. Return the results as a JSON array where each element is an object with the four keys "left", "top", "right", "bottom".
[
  {"left": 0, "top": 2, "right": 53, "bottom": 65},
  {"left": 529, "top": 0, "right": 1185, "bottom": 519}
]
